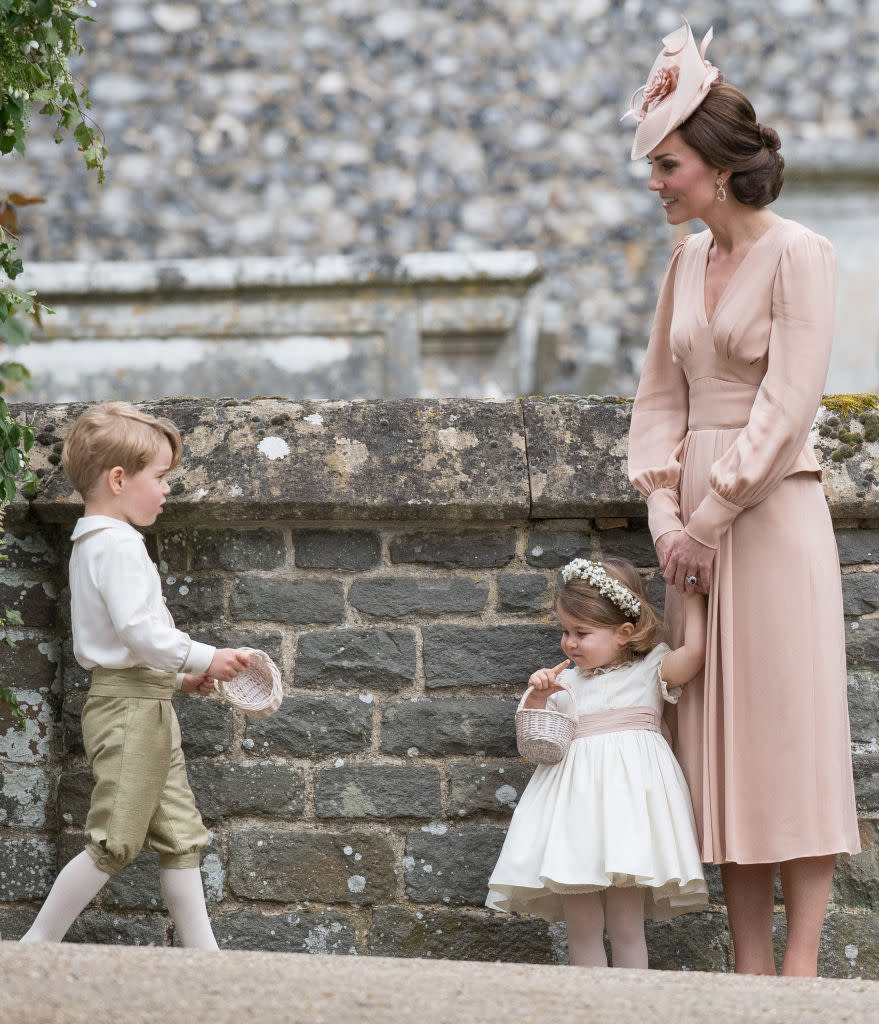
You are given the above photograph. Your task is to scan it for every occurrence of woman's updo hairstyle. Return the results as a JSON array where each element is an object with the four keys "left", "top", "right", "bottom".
[
  {"left": 679, "top": 82, "right": 784, "bottom": 207},
  {"left": 556, "top": 557, "right": 661, "bottom": 657}
]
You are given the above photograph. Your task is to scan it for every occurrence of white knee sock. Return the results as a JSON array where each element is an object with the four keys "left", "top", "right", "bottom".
[
  {"left": 563, "top": 892, "right": 608, "bottom": 967},
  {"left": 604, "top": 886, "right": 648, "bottom": 969},
  {"left": 160, "top": 866, "right": 218, "bottom": 950},
  {"left": 20, "top": 850, "right": 110, "bottom": 943}
]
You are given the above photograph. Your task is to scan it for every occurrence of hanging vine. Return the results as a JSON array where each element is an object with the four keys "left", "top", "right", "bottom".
[{"left": 2, "top": 0, "right": 104, "bottom": 728}]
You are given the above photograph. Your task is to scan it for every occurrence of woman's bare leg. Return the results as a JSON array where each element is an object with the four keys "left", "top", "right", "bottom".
[
  {"left": 604, "top": 886, "right": 648, "bottom": 968},
  {"left": 721, "top": 862, "right": 777, "bottom": 974},
  {"left": 563, "top": 892, "right": 607, "bottom": 967},
  {"left": 778, "top": 855, "right": 834, "bottom": 977}
]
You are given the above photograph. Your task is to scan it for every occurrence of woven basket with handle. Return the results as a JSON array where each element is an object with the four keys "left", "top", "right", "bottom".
[
  {"left": 515, "top": 680, "right": 577, "bottom": 764},
  {"left": 214, "top": 648, "right": 283, "bottom": 719}
]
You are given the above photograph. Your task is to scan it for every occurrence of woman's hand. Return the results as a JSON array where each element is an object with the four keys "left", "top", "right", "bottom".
[
  {"left": 663, "top": 531, "right": 715, "bottom": 595},
  {"left": 655, "top": 530, "right": 682, "bottom": 572}
]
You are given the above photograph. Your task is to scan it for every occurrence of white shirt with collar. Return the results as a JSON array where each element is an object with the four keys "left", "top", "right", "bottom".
[{"left": 69, "top": 515, "right": 215, "bottom": 681}]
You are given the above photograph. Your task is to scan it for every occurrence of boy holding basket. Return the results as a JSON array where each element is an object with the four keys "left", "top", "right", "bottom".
[{"left": 21, "top": 402, "right": 250, "bottom": 948}]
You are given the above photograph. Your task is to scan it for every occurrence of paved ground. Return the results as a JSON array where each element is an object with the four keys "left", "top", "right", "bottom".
[{"left": 2, "top": 941, "right": 878, "bottom": 1023}]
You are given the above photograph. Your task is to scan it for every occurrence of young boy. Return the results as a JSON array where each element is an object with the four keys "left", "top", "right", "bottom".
[{"left": 21, "top": 401, "right": 250, "bottom": 948}]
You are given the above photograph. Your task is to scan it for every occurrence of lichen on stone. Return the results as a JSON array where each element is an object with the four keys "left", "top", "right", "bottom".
[
  {"left": 822, "top": 394, "right": 879, "bottom": 418},
  {"left": 861, "top": 414, "right": 879, "bottom": 443},
  {"left": 839, "top": 432, "right": 864, "bottom": 447}
]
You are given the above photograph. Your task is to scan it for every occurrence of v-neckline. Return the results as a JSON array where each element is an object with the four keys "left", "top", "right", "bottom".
[{"left": 701, "top": 219, "right": 785, "bottom": 324}]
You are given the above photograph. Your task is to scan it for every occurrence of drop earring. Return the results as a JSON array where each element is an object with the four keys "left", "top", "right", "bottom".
[{"left": 715, "top": 177, "right": 727, "bottom": 202}]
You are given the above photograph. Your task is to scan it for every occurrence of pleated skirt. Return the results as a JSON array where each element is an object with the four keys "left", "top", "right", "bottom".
[{"left": 665, "top": 427, "right": 861, "bottom": 864}]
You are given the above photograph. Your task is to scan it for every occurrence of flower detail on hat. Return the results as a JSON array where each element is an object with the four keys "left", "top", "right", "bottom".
[
  {"left": 643, "top": 64, "right": 680, "bottom": 109},
  {"left": 625, "top": 65, "right": 682, "bottom": 123}
]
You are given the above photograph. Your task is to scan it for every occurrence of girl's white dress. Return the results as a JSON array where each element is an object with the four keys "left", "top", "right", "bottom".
[{"left": 486, "top": 644, "right": 708, "bottom": 921}]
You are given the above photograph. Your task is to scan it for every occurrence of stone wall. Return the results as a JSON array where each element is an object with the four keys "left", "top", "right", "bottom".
[
  {"left": 1, "top": 396, "right": 878, "bottom": 976},
  {"left": 8, "top": 252, "right": 543, "bottom": 404},
  {"left": 4, "top": 1, "right": 879, "bottom": 396}
]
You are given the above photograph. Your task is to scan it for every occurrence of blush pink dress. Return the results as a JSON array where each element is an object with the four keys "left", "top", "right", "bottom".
[{"left": 628, "top": 217, "right": 860, "bottom": 864}]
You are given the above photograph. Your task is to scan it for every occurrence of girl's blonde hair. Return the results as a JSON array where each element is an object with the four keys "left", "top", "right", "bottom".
[
  {"left": 556, "top": 556, "right": 661, "bottom": 656},
  {"left": 62, "top": 401, "right": 183, "bottom": 499}
]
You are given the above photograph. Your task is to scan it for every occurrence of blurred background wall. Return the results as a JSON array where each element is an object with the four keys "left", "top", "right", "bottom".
[{"left": 4, "top": 0, "right": 878, "bottom": 400}]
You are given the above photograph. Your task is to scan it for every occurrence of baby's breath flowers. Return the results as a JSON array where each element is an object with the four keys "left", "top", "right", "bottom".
[{"left": 560, "top": 559, "right": 642, "bottom": 619}]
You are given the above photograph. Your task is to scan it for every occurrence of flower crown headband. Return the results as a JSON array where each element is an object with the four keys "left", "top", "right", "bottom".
[{"left": 560, "top": 558, "right": 642, "bottom": 620}]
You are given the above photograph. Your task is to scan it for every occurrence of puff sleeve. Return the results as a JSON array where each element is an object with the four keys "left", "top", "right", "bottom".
[
  {"left": 628, "top": 238, "right": 691, "bottom": 544},
  {"left": 683, "top": 229, "right": 836, "bottom": 550},
  {"left": 655, "top": 647, "right": 683, "bottom": 705}
]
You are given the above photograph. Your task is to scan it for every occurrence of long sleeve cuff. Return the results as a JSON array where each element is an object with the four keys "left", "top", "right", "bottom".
[
  {"left": 646, "top": 488, "right": 684, "bottom": 544},
  {"left": 182, "top": 640, "right": 216, "bottom": 675},
  {"left": 684, "top": 488, "right": 742, "bottom": 550}
]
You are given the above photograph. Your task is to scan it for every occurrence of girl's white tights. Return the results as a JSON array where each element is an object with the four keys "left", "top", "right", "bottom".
[
  {"left": 604, "top": 886, "right": 649, "bottom": 968},
  {"left": 160, "top": 866, "right": 218, "bottom": 950},
  {"left": 563, "top": 892, "right": 608, "bottom": 966},
  {"left": 563, "top": 887, "right": 648, "bottom": 969},
  {"left": 20, "top": 850, "right": 110, "bottom": 943}
]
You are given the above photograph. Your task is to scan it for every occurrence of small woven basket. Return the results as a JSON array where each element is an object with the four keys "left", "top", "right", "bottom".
[
  {"left": 515, "top": 681, "right": 577, "bottom": 765},
  {"left": 214, "top": 648, "right": 283, "bottom": 719}
]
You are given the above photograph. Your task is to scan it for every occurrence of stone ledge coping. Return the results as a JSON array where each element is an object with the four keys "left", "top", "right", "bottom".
[
  {"left": 12, "top": 251, "right": 541, "bottom": 297},
  {"left": 785, "top": 139, "right": 879, "bottom": 178},
  {"left": 9, "top": 397, "right": 878, "bottom": 524},
  {"left": 1, "top": 942, "right": 877, "bottom": 1024}
]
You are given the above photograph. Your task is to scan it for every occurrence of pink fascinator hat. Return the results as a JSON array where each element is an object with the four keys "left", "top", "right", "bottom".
[{"left": 623, "top": 17, "right": 722, "bottom": 160}]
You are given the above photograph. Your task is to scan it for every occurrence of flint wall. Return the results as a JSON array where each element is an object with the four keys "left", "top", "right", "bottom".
[
  {"left": 0, "top": 396, "right": 877, "bottom": 974},
  {"left": 5, "top": 1, "right": 879, "bottom": 396}
]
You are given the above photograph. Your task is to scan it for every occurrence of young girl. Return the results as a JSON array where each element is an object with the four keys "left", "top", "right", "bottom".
[{"left": 486, "top": 557, "right": 708, "bottom": 969}]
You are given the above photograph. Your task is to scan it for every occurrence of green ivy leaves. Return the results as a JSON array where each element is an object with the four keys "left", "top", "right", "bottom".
[
  {"left": 0, "top": 2, "right": 105, "bottom": 179},
  {"left": 2, "top": 2, "right": 101, "bottom": 507},
  {"left": 0, "top": 397, "right": 36, "bottom": 502}
]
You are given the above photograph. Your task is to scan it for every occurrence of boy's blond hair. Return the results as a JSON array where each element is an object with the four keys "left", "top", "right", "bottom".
[{"left": 62, "top": 402, "right": 183, "bottom": 498}]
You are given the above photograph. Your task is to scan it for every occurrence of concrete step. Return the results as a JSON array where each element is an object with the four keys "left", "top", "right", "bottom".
[{"left": 2, "top": 940, "right": 878, "bottom": 1024}]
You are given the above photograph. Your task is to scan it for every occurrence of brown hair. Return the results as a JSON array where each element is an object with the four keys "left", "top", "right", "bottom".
[
  {"left": 62, "top": 401, "right": 183, "bottom": 498},
  {"left": 556, "top": 557, "right": 661, "bottom": 657},
  {"left": 679, "top": 82, "right": 784, "bottom": 207}
]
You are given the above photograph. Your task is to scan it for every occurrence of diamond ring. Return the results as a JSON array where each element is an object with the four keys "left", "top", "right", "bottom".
[{"left": 686, "top": 575, "right": 697, "bottom": 586}]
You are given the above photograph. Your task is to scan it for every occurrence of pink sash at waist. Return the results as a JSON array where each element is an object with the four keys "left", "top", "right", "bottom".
[
  {"left": 687, "top": 378, "right": 758, "bottom": 431},
  {"left": 573, "top": 706, "right": 661, "bottom": 740}
]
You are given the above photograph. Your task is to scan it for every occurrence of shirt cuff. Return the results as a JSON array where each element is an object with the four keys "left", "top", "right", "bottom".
[
  {"left": 174, "top": 674, "right": 184, "bottom": 690},
  {"left": 182, "top": 640, "right": 216, "bottom": 676},
  {"left": 646, "top": 488, "right": 684, "bottom": 545},
  {"left": 684, "top": 488, "right": 742, "bottom": 550}
]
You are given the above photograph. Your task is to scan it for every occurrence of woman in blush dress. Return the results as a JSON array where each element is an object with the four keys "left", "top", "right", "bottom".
[{"left": 623, "top": 18, "right": 860, "bottom": 977}]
